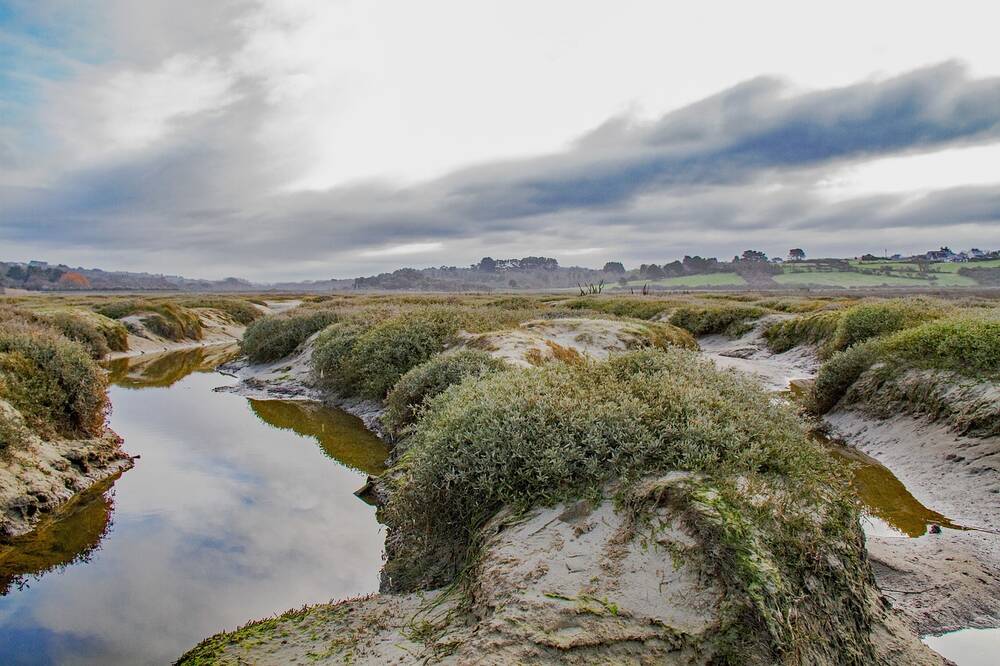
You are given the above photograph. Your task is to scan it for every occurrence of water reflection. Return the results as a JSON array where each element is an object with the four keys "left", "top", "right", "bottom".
[
  {"left": 0, "top": 476, "right": 118, "bottom": 596},
  {"left": 822, "top": 438, "right": 963, "bottom": 538},
  {"left": 0, "top": 349, "right": 388, "bottom": 665},
  {"left": 249, "top": 399, "right": 389, "bottom": 476},
  {"left": 104, "top": 344, "right": 241, "bottom": 389}
]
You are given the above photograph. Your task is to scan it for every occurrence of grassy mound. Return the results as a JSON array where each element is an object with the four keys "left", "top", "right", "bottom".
[
  {"left": 379, "top": 348, "right": 875, "bottom": 662},
  {"left": 381, "top": 349, "right": 843, "bottom": 586},
  {"left": 668, "top": 305, "right": 765, "bottom": 337},
  {"left": 0, "top": 320, "right": 108, "bottom": 443},
  {"left": 810, "top": 316, "right": 1000, "bottom": 416},
  {"left": 563, "top": 297, "right": 675, "bottom": 320},
  {"left": 95, "top": 300, "right": 203, "bottom": 341},
  {"left": 179, "top": 298, "right": 263, "bottom": 325},
  {"left": 241, "top": 309, "right": 341, "bottom": 363},
  {"left": 382, "top": 350, "right": 507, "bottom": 438},
  {"left": 764, "top": 300, "right": 941, "bottom": 356}
]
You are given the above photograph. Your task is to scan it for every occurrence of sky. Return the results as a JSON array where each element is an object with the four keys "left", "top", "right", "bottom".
[{"left": 1, "top": 0, "right": 999, "bottom": 282}]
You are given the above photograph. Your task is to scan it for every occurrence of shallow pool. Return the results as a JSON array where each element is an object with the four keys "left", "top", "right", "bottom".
[{"left": 0, "top": 347, "right": 388, "bottom": 664}]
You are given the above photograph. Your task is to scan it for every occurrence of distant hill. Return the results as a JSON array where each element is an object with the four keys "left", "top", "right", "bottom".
[{"left": 3, "top": 249, "right": 999, "bottom": 293}]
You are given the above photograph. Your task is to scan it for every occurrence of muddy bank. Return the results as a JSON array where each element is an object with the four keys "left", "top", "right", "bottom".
[
  {"left": 826, "top": 410, "right": 1000, "bottom": 634},
  {"left": 697, "top": 318, "right": 1000, "bottom": 637},
  {"left": 0, "top": 401, "right": 132, "bottom": 541}
]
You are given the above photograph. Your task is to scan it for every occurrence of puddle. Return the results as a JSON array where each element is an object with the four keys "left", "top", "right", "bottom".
[
  {"left": 823, "top": 440, "right": 964, "bottom": 538},
  {"left": 923, "top": 628, "right": 1000, "bottom": 665}
]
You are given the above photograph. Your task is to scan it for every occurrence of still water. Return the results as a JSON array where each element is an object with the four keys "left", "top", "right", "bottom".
[{"left": 0, "top": 346, "right": 388, "bottom": 664}]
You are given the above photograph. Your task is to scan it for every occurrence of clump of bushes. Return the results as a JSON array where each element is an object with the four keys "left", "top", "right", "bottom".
[
  {"left": 826, "top": 300, "right": 940, "bottom": 352},
  {"left": 95, "top": 300, "right": 202, "bottom": 341},
  {"left": 241, "top": 309, "right": 342, "bottom": 363},
  {"left": 382, "top": 350, "right": 507, "bottom": 437},
  {"left": 763, "top": 310, "right": 844, "bottom": 354},
  {"left": 809, "top": 316, "right": 1000, "bottom": 415},
  {"left": 668, "top": 305, "right": 765, "bottom": 337},
  {"left": 0, "top": 320, "right": 108, "bottom": 441},
  {"left": 179, "top": 298, "right": 263, "bottom": 325},
  {"left": 44, "top": 312, "right": 110, "bottom": 359},
  {"left": 382, "top": 348, "right": 840, "bottom": 589},
  {"left": 564, "top": 297, "right": 674, "bottom": 321},
  {"left": 765, "top": 300, "right": 941, "bottom": 356}
]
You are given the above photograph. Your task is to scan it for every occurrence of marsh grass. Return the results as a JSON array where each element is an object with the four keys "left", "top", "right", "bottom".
[
  {"left": 668, "top": 305, "right": 766, "bottom": 337},
  {"left": 0, "top": 320, "right": 108, "bottom": 442},
  {"left": 95, "top": 300, "right": 203, "bottom": 341}
]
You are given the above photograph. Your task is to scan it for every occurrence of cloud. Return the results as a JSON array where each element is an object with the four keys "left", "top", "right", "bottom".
[{"left": 1, "top": 0, "right": 1000, "bottom": 280}]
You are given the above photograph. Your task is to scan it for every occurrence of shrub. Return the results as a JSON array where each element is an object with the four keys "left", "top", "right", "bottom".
[
  {"left": 311, "top": 318, "right": 380, "bottom": 395},
  {"left": 348, "top": 310, "right": 469, "bottom": 399},
  {"left": 826, "top": 300, "right": 940, "bottom": 352},
  {"left": 563, "top": 297, "right": 673, "bottom": 320},
  {"left": 179, "top": 298, "right": 263, "bottom": 325},
  {"left": 808, "top": 342, "right": 881, "bottom": 414},
  {"left": 383, "top": 350, "right": 507, "bottom": 437},
  {"left": 763, "top": 311, "right": 844, "bottom": 354},
  {"left": 44, "top": 312, "right": 110, "bottom": 359},
  {"left": 95, "top": 300, "right": 202, "bottom": 341},
  {"left": 0, "top": 320, "right": 108, "bottom": 439},
  {"left": 879, "top": 317, "right": 1000, "bottom": 376},
  {"left": 382, "top": 348, "right": 840, "bottom": 591},
  {"left": 241, "top": 310, "right": 341, "bottom": 363},
  {"left": 668, "top": 305, "right": 765, "bottom": 337}
]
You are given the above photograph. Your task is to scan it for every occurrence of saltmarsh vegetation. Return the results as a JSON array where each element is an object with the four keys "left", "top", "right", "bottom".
[
  {"left": 95, "top": 299, "right": 203, "bottom": 341},
  {"left": 240, "top": 308, "right": 341, "bottom": 363},
  {"left": 379, "top": 349, "right": 877, "bottom": 663},
  {"left": 668, "top": 304, "right": 766, "bottom": 337},
  {"left": 764, "top": 299, "right": 942, "bottom": 356},
  {"left": 382, "top": 350, "right": 506, "bottom": 438},
  {"left": 810, "top": 316, "right": 1000, "bottom": 431},
  {"left": 0, "top": 317, "right": 108, "bottom": 448}
]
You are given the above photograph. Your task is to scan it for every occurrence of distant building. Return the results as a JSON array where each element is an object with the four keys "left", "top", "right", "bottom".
[{"left": 924, "top": 247, "right": 955, "bottom": 261}]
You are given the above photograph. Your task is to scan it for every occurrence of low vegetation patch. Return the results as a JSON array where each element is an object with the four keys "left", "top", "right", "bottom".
[
  {"left": 382, "top": 350, "right": 507, "bottom": 438},
  {"left": 380, "top": 348, "right": 872, "bottom": 662},
  {"left": 0, "top": 320, "right": 108, "bottom": 442},
  {"left": 95, "top": 299, "right": 202, "bottom": 342},
  {"left": 810, "top": 316, "right": 1000, "bottom": 417},
  {"left": 765, "top": 299, "right": 942, "bottom": 357},
  {"left": 668, "top": 305, "right": 765, "bottom": 337},
  {"left": 241, "top": 309, "right": 341, "bottom": 363},
  {"left": 179, "top": 298, "right": 263, "bottom": 325},
  {"left": 563, "top": 297, "right": 675, "bottom": 320}
]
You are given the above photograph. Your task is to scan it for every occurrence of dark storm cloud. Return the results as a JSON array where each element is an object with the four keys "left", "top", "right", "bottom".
[{"left": 2, "top": 61, "right": 1000, "bottom": 278}]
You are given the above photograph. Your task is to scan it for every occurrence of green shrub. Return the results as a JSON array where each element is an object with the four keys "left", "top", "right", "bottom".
[
  {"left": 879, "top": 317, "right": 1000, "bottom": 376},
  {"left": 827, "top": 300, "right": 940, "bottom": 352},
  {"left": 668, "top": 305, "right": 765, "bottom": 337},
  {"left": 179, "top": 298, "right": 263, "bottom": 325},
  {"left": 95, "top": 300, "right": 202, "bottom": 341},
  {"left": 809, "top": 342, "right": 881, "bottom": 414},
  {"left": 44, "top": 312, "right": 109, "bottom": 359},
  {"left": 382, "top": 348, "right": 839, "bottom": 591},
  {"left": 563, "top": 297, "right": 673, "bottom": 320},
  {"left": 311, "top": 318, "right": 380, "bottom": 395},
  {"left": 763, "top": 311, "right": 843, "bottom": 354},
  {"left": 348, "top": 310, "right": 468, "bottom": 399},
  {"left": 0, "top": 320, "right": 108, "bottom": 439},
  {"left": 383, "top": 350, "right": 507, "bottom": 437},
  {"left": 241, "top": 310, "right": 341, "bottom": 363}
]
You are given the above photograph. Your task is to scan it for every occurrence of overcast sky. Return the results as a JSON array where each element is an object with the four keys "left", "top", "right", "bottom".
[{"left": 2, "top": 0, "right": 999, "bottom": 281}]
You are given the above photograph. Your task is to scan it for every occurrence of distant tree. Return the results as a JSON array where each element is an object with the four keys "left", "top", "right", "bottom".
[
  {"left": 6, "top": 265, "right": 26, "bottom": 281},
  {"left": 740, "top": 250, "right": 769, "bottom": 263},
  {"left": 663, "top": 260, "right": 685, "bottom": 277},
  {"left": 788, "top": 248, "right": 806, "bottom": 261},
  {"left": 643, "top": 264, "right": 665, "bottom": 279},
  {"left": 682, "top": 255, "right": 718, "bottom": 273},
  {"left": 602, "top": 261, "right": 625, "bottom": 274},
  {"left": 617, "top": 277, "right": 628, "bottom": 287},
  {"left": 860, "top": 253, "right": 880, "bottom": 262},
  {"left": 58, "top": 271, "right": 91, "bottom": 288},
  {"left": 508, "top": 279, "right": 518, "bottom": 288},
  {"left": 477, "top": 257, "right": 497, "bottom": 272}
]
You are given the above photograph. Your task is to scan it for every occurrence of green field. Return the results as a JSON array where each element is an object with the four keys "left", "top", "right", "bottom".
[
  {"left": 775, "top": 271, "right": 936, "bottom": 288},
  {"left": 624, "top": 273, "right": 747, "bottom": 288}
]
